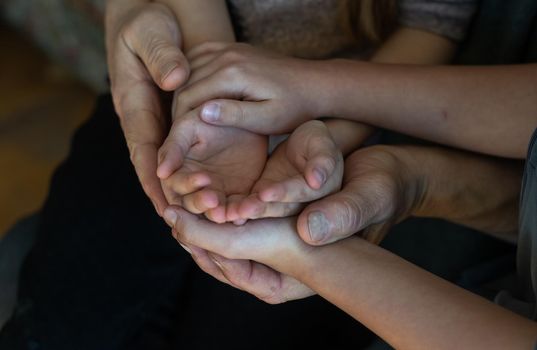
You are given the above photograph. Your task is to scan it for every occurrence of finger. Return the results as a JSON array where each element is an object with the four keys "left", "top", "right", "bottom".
[
  {"left": 165, "top": 171, "right": 211, "bottom": 196},
  {"left": 296, "top": 177, "right": 394, "bottom": 246},
  {"left": 188, "top": 51, "right": 223, "bottom": 72},
  {"left": 181, "top": 243, "right": 236, "bottom": 288},
  {"left": 156, "top": 115, "right": 198, "bottom": 179},
  {"left": 186, "top": 41, "right": 231, "bottom": 62},
  {"left": 181, "top": 189, "right": 223, "bottom": 214},
  {"left": 289, "top": 120, "right": 342, "bottom": 190},
  {"left": 125, "top": 5, "right": 190, "bottom": 90},
  {"left": 256, "top": 176, "right": 322, "bottom": 203},
  {"left": 198, "top": 99, "right": 283, "bottom": 134},
  {"left": 225, "top": 194, "right": 246, "bottom": 223},
  {"left": 303, "top": 153, "right": 341, "bottom": 191},
  {"left": 163, "top": 206, "right": 293, "bottom": 260},
  {"left": 182, "top": 55, "right": 229, "bottom": 88},
  {"left": 238, "top": 194, "right": 302, "bottom": 220},
  {"left": 360, "top": 222, "right": 392, "bottom": 245},
  {"left": 184, "top": 44, "right": 248, "bottom": 90},
  {"left": 208, "top": 253, "right": 314, "bottom": 304},
  {"left": 131, "top": 142, "right": 169, "bottom": 215},
  {"left": 113, "top": 56, "right": 169, "bottom": 214},
  {"left": 205, "top": 203, "right": 227, "bottom": 224}
]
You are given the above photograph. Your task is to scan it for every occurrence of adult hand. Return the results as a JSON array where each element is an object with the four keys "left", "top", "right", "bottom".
[
  {"left": 297, "top": 145, "right": 424, "bottom": 245},
  {"left": 166, "top": 210, "right": 316, "bottom": 304},
  {"left": 174, "top": 42, "right": 334, "bottom": 134},
  {"left": 163, "top": 145, "right": 426, "bottom": 302},
  {"left": 158, "top": 108, "right": 268, "bottom": 223},
  {"left": 105, "top": 1, "right": 190, "bottom": 215}
]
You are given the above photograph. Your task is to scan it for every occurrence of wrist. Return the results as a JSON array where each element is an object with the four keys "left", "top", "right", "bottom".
[
  {"left": 323, "top": 119, "right": 376, "bottom": 155},
  {"left": 377, "top": 145, "right": 431, "bottom": 220},
  {"left": 310, "top": 59, "right": 372, "bottom": 119},
  {"left": 303, "top": 59, "right": 349, "bottom": 118}
]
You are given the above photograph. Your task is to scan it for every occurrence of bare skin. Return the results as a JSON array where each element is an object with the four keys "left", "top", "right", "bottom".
[
  {"left": 106, "top": 0, "right": 235, "bottom": 215},
  {"left": 164, "top": 144, "right": 531, "bottom": 350},
  {"left": 174, "top": 43, "right": 537, "bottom": 159}
]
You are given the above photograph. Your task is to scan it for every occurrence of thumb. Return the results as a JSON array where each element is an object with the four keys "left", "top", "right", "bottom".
[
  {"left": 290, "top": 120, "right": 343, "bottom": 190},
  {"left": 137, "top": 38, "right": 189, "bottom": 91},
  {"left": 297, "top": 176, "right": 396, "bottom": 246},
  {"left": 127, "top": 13, "right": 190, "bottom": 90},
  {"left": 199, "top": 100, "right": 281, "bottom": 134}
]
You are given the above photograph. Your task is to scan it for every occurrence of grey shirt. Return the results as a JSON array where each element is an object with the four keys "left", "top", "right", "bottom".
[{"left": 229, "top": 0, "right": 478, "bottom": 59}]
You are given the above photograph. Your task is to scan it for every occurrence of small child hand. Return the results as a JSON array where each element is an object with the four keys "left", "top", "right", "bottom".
[
  {"left": 157, "top": 104, "right": 268, "bottom": 223},
  {"left": 226, "top": 120, "right": 344, "bottom": 222}
]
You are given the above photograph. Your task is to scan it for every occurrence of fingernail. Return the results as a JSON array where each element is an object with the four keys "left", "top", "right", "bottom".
[
  {"left": 313, "top": 168, "right": 326, "bottom": 186},
  {"left": 201, "top": 103, "right": 221, "bottom": 122},
  {"left": 179, "top": 243, "right": 192, "bottom": 254},
  {"left": 163, "top": 208, "right": 177, "bottom": 227},
  {"left": 163, "top": 67, "right": 184, "bottom": 88},
  {"left": 308, "top": 211, "right": 329, "bottom": 242}
]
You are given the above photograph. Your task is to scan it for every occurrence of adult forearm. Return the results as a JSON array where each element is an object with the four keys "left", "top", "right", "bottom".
[
  {"left": 407, "top": 146, "right": 523, "bottom": 238},
  {"left": 318, "top": 62, "right": 537, "bottom": 158},
  {"left": 298, "top": 237, "right": 537, "bottom": 350},
  {"left": 157, "top": 0, "right": 235, "bottom": 49}
]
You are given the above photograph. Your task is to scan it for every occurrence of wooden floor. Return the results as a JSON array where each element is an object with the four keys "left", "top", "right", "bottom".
[{"left": 0, "top": 23, "right": 96, "bottom": 237}]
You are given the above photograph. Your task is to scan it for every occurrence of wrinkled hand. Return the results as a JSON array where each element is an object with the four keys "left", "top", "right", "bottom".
[
  {"left": 227, "top": 120, "right": 343, "bottom": 223},
  {"left": 166, "top": 208, "right": 315, "bottom": 304},
  {"left": 297, "top": 145, "right": 423, "bottom": 245},
  {"left": 105, "top": 1, "right": 190, "bottom": 215},
  {"left": 174, "top": 42, "right": 333, "bottom": 135},
  {"left": 157, "top": 108, "right": 268, "bottom": 223},
  {"left": 163, "top": 145, "right": 426, "bottom": 302}
]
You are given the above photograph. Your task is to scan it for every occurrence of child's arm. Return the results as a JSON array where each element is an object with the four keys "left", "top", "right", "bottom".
[
  {"left": 156, "top": 0, "right": 235, "bottom": 49},
  {"left": 166, "top": 144, "right": 534, "bottom": 349},
  {"left": 171, "top": 212, "right": 537, "bottom": 349},
  {"left": 321, "top": 25, "right": 457, "bottom": 155},
  {"left": 301, "top": 237, "right": 537, "bottom": 350},
  {"left": 178, "top": 43, "right": 537, "bottom": 159},
  {"left": 235, "top": 26, "right": 459, "bottom": 222}
]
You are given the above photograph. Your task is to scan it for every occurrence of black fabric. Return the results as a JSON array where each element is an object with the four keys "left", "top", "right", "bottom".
[
  {"left": 0, "top": 96, "right": 374, "bottom": 350},
  {"left": 455, "top": 0, "right": 537, "bottom": 64},
  {"left": 2, "top": 0, "right": 537, "bottom": 348}
]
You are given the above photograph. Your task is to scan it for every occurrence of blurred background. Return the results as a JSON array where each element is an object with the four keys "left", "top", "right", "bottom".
[{"left": 0, "top": 0, "right": 107, "bottom": 237}]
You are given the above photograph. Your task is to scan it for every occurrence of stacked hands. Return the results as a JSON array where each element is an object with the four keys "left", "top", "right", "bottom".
[{"left": 107, "top": 4, "right": 421, "bottom": 303}]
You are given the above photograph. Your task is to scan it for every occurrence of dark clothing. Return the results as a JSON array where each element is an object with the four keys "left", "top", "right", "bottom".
[
  {"left": 2, "top": 0, "right": 537, "bottom": 348},
  {"left": 0, "top": 95, "right": 516, "bottom": 350},
  {"left": 496, "top": 129, "right": 537, "bottom": 319},
  {"left": 0, "top": 96, "right": 375, "bottom": 350}
]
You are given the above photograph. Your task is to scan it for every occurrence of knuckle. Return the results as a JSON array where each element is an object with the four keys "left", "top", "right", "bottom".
[
  {"left": 222, "top": 62, "right": 247, "bottom": 79},
  {"left": 144, "top": 37, "right": 172, "bottom": 73},
  {"left": 336, "top": 194, "right": 366, "bottom": 236},
  {"left": 222, "top": 49, "right": 245, "bottom": 64},
  {"left": 230, "top": 101, "right": 246, "bottom": 125},
  {"left": 257, "top": 285, "right": 285, "bottom": 305},
  {"left": 317, "top": 153, "right": 338, "bottom": 171}
]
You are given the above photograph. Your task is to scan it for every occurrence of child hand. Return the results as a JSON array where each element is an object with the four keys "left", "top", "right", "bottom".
[
  {"left": 174, "top": 42, "right": 332, "bottom": 135},
  {"left": 157, "top": 105, "right": 268, "bottom": 223},
  {"left": 226, "top": 120, "right": 343, "bottom": 223}
]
